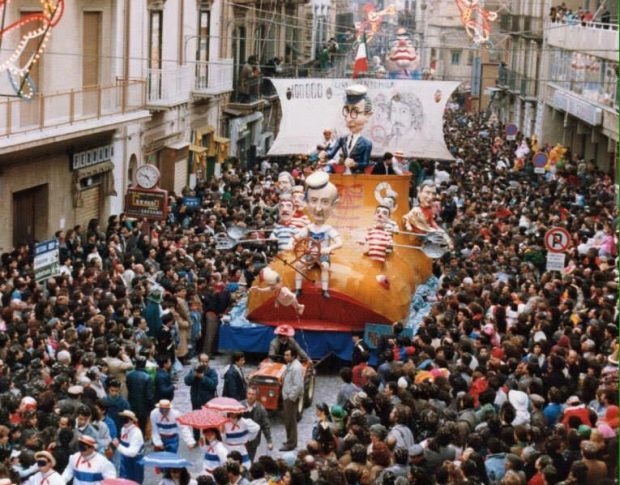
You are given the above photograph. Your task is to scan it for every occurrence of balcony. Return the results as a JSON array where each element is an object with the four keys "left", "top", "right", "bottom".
[
  {"left": 146, "top": 66, "right": 193, "bottom": 108},
  {"left": 192, "top": 59, "right": 234, "bottom": 98},
  {"left": 0, "top": 80, "right": 150, "bottom": 153},
  {"left": 227, "top": 76, "right": 269, "bottom": 114},
  {"left": 547, "top": 21, "right": 619, "bottom": 62},
  {"left": 498, "top": 69, "right": 537, "bottom": 99}
]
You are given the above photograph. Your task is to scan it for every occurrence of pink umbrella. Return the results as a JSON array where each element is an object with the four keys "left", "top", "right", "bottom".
[
  {"left": 203, "top": 397, "right": 246, "bottom": 414},
  {"left": 176, "top": 408, "right": 229, "bottom": 429}
]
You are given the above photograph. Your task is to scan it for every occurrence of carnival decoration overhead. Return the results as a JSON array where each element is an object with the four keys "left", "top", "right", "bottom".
[
  {"left": 455, "top": 0, "right": 497, "bottom": 44},
  {"left": 386, "top": 28, "right": 420, "bottom": 79},
  {"left": 0, "top": 0, "right": 65, "bottom": 99},
  {"left": 356, "top": 3, "right": 396, "bottom": 42}
]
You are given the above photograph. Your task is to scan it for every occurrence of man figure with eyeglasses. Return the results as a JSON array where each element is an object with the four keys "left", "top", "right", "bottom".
[{"left": 319, "top": 84, "right": 373, "bottom": 174}]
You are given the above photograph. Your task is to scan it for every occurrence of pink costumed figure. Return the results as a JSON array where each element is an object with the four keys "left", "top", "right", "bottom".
[{"left": 250, "top": 268, "right": 305, "bottom": 315}]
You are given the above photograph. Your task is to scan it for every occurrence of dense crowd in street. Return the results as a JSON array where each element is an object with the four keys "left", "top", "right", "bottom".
[{"left": 0, "top": 104, "right": 617, "bottom": 485}]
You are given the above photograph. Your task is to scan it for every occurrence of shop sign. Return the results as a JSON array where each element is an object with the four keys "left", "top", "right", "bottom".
[
  {"left": 124, "top": 188, "right": 169, "bottom": 221},
  {"left": 71, "top": 144, "right": 114, "bottom": 170}
]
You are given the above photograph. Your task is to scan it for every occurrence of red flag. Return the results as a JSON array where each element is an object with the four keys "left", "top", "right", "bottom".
[{"left": 352, "top": 33, "right": 369, "bottom": 78}]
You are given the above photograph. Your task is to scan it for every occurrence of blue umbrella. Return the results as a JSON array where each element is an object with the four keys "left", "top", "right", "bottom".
[{"left": 142, "top": 451, "right": 192, "bottom": 468}]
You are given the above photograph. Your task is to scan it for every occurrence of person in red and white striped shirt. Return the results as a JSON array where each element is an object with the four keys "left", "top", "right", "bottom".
[{"left": 360, "top": 205, "right": 394, "bottom": 265}]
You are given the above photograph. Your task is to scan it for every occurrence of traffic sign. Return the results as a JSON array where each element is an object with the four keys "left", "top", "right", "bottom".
[
  {"left": 34, "top": 239, "right": 60, "bottom": 282},
  {"left": 544, "top": 227, "right": 571, "bottom": 253},
  {"left": 505, "top": 123, "right": 518, "bottom": 141},
  {"left": 533, "top": 152, "right": 547, "bottom": 174}
]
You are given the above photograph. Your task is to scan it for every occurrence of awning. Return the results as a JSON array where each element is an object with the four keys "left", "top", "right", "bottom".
[
  {"left": 167, "top": 140, "right": 190, "bottom": 150},
  {"left": 189, "top": 144, "right": 208, "bottom": 153},
  {"left": 213, "top": 136, "right": 230, "bottom": 144},
  {"left": 223, "top": 107, "right": 247, "bottom": 117},
  {"left": 76, "top": 160, "right": 114, "bottom": 180}
]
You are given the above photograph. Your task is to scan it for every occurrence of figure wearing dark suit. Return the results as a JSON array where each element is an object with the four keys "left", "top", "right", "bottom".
[
  {"left": 371, "top": 161, "right": 397, "bottom": 175},
  {"left": 222, "top": 353, "right": 247, "bottom": 401},
  {"left": 325, "top": 135, "right": 373, "bottom": 173},
  {"left": 126, "top": 357, "right": 155, "bottom": 434}
]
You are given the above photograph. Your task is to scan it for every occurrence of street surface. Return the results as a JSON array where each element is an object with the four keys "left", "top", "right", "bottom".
[{"left": 143, "top": 353, "right": 342, "bottom": 483}]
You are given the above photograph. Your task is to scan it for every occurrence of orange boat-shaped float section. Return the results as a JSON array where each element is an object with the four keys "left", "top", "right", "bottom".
[{"left": 246, "top": 174, "right": 432, "bottom": 332}]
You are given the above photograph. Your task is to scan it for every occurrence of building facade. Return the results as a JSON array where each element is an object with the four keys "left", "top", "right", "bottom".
[
  {"left": 0, "top": 0, "right": 236, "bottom": 250},
  {"left": 540, "top": 20, "right": 618, "bottom": 170}
]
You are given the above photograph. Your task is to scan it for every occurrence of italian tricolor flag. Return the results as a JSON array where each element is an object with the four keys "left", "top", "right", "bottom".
[{"left": 352, "top": 33, "right": 369, "bottom": 79}]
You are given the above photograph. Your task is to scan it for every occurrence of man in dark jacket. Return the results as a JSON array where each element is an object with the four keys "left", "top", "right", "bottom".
[
  {"left": 154, "top": 355, "right": 175, "bottom": 402},
  {"left": 184, "top": 353, "right": 218, "bottom": 441},
  {"left": 184, "top": 354, "right": 218, "bottom": 409},
  {"left": 222, "top": 352, "right": 247, "bottom": 401},
  {"left": 242, "top": 386, "right": 273, "bottom": 461},
  {"left": 126, "top": 356, "right": 155, "bottom": 434}
]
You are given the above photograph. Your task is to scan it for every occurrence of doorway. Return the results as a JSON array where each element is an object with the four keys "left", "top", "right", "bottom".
[{"left": 13, "top": 185, "right": 49, "bottom": 247}]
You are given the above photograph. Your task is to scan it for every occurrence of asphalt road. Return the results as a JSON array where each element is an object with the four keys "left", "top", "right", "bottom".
[{"left": 142, "top": 353, "right": 344, "bottom": 483}]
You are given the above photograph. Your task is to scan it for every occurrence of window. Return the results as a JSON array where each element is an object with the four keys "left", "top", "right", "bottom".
[
  {"left": 451, "top": 50, "right": 461, "bottom": 65},
  {"left": 149, "top": 10, "right": 163, "bottom": 69},
  {"left": 197, "top": 10, "right": 210, "bottom": 63}
]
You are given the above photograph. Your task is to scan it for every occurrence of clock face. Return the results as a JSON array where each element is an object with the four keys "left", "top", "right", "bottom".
[{"left": 136, "top": 164, "right": 160, "bottom": 189}]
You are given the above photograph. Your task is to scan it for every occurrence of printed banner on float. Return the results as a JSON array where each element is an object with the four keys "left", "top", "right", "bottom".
[{"left": 267, "top": 78, "right": 460, "bottom": 160}]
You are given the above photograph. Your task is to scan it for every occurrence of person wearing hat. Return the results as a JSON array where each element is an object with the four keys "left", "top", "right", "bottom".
[
  {"left": 288, "top": 171, "right": 343, "bottom": 299},
  {"left": 113, "top": 410, "right": 144, "bottom": 483},
  {"left": 561, "top": 395, "right": 594, "bottom": 427},
  {"left": 319, "top": 85, "right": 373, "bottom": 174},
  {"left": 392, "top": 151, "right": 409, "bottom": 174},
  {"left": 30, "top": 451, "right": 63, "bottom": 485},
  {"left": 221, "top": 411, "right": 259, "bottom": 469},
  {"left": 61, "top": 435, "right": 116, "bottom": 485},
  {"left": 150, "top": 399, "right": 196, "bottom": 453},
  {"left": 268, "top": 325, "right": 309, "bottom": 363}
]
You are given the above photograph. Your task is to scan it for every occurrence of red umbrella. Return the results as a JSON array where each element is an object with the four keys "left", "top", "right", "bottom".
[
  {"left": 176, "top": 408, "right": 229, "bottom": 429},
  {"left": 203, "top": 397, "right": 246, "bottom": 414},
  {"left": 102, "top": 479, "right": 140, "bottom": 485}
]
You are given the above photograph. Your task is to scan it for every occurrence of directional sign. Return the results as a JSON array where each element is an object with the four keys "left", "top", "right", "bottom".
[
  {"left": 544, "top": 227, "right": 571, "bottom": 253},
  {"left": 505, "top": 123, "right": 518, "bottom": 141},
  {"left": 34, "top": 239, "right": 60, "bottom": 282}
]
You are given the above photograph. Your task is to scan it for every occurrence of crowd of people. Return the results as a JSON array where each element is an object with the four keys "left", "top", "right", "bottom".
[
  {"left": 549, "top": 2, "right": 611, "bottom": 25},
  {"left": 0, "top": 102, "right": 617, "bottom": 485}
]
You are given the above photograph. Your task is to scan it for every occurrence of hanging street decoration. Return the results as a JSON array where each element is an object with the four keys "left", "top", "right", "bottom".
[{"left": 0, "top": 0, "right": 65, "bottom": 99}]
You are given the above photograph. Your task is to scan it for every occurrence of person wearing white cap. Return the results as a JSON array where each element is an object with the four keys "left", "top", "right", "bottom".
[
  {"left": 288, "top": 171, "right": 343, "bottom": 299},
  {"left": 319, "top": 85, "right": 373, "bottom": 174},
  {"left": 113, "top": 410, "right": 144, "bottom": 483},
  {"left": 61, "top": 435, "right": 116, "bottom": 485},
  {"left": 28, "top": 451, "right": 63, "bottom": 485},
  {"left": 150, "top": 399, "right": 196, "bottom": 453}
]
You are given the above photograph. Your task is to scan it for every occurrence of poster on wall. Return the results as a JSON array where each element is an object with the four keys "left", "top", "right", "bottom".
[{"left": 268, "top": 78, "right": 460, "bottom": 160}]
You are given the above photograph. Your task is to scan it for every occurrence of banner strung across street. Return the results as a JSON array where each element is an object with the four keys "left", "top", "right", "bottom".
[{"left": 268, "top": 78, "right": 460, "bottom": 160}]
